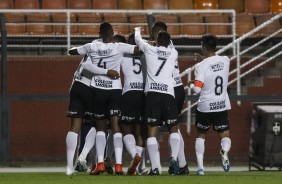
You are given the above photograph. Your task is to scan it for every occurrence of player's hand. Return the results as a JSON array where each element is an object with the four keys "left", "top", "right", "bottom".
[
  {"left": 134, "top": 27, "right": 142, "bottom": 32},
  {"left": 187, "top": 80, "right": 195, "bottom": 88},
  {"left": 107, "top": 70, "right": 119, "bottom": 79},
  {"left": 148, "top": 40, "right": 156, "bottom": 46}
]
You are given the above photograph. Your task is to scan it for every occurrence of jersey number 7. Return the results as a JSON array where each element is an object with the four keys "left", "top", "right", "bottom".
[{"left": 155, "top": 57, "right": 167, "bottom": 76}]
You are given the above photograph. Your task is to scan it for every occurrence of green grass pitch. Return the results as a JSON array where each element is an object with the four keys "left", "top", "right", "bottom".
[{"left": 1, "top": 171, "right": 282, "bottom": 184}]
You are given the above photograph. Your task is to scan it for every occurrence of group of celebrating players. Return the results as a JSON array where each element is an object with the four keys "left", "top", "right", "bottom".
[{"left": 65, "top": 20, "right": 232, "bottom": 176}]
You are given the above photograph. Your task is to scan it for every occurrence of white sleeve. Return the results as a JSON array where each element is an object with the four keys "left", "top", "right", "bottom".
[
  {"left": 194, "top": 63, "right": 205, "bottom": 82},
  {"left": 134, "top": 28, "right": 150, "bottom": 52},
  {"left": 83, "top": 63, "right": 108, "bottom": 76},
  {"left": 76, "top": 43, "right": 92, "bottom": 56},
  {"left": 116, "top": 43, "right": 135, "bottom": 55}
]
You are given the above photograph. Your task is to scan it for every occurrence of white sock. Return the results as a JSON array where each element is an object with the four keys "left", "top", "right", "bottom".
[
  {"left": 195, "top": 138, "right": 205, "bottom": 170},
  {"left": 113, "top": 132, "right": 123, "bottom": 164},
  {"left": 138, "top": 147, "right": 146, "bottom": 171},
  {"left": 177, "top": 129, "right": 187, "bottom": 168},
  {"left": 147, "top": 137, "right": 159, "bottom": 170},
  {"left": 66, "top": 131, "right": 78, "bottom": 171},
  {"left": 96, "top": 131, "right": 106, "bottom": 163},
  {"left": 221, "top": 137, "right": 231, "bottom": 153},
  {"left": 123, "top": 134, "right": 137, "bottom": 158},
  {"left": 79, "top": 127, "right": 96, "bottom": 160},
  {"left": 169, "top": 132, "right": 180, "bottom": 160},
  {"left": 136, "top": 146, "right": 143, "bottom": 157},
  {"left": 106, "top": 130, "right": 114, "bottom": 159}
]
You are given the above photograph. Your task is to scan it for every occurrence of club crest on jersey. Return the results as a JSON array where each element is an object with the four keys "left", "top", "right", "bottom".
[
  {"left": 210, "top": 61, "right": 224, "bottom": 72},
  {"left": 150, "top": 83, "right": 168, "bottom": 92}
]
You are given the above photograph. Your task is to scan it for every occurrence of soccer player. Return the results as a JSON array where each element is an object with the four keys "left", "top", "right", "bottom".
[
  {"left": 188, "top": 33, "right": 232, "bottom": 175},
  {"left": 134, "top": 27, "right": 180, "bottom": 175},
  {"left": 118, "top": 33, "right": 145, "bottom": 175},
  {"left": 150, "top": 21, "right": 189, "bottom": 175},
  {"left": 69, "top": 22, "right": 139, "bottom": 175},
  {"left": 65, "top": 52, "right": 119, "bottom": 175}
]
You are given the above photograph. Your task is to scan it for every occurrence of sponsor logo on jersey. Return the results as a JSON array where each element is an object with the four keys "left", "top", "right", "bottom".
[
  {"left": 174, "top": 77, "right": 182, "bottom": 85},
  {"left": 150, "top": 83, "right": 168, "bottom": 92},
  {"left": 157, "top": 49, "right": 171, "bottom": 57},
  {"left": 97, "top": 49, "right": 112, "bottom": 56},
  {"left": 95, "top": 79, "right": 113, "bottom": 88},
  {"left": 209, "top": 100, "right": 226, "bottom": 110},
  {"left": 210, "top": 61, "right": 224, "bottom": 72},
  {"left": 130, "top": 82, "right": 144, "bottom": 89}
]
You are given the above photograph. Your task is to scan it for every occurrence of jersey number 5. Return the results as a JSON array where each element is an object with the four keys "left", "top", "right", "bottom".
[{"left": 132, "top": 57, "right": 141, "bottom": 74}]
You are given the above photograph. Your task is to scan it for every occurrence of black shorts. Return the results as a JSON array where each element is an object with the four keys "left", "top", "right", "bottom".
[
  {"left": 174, "top": 85, "right": 185, "bottom": 115},
  {"left": 120, "top": 90, "right": 145, "bottom": 124},
  {"left": 92, "top": 88, "right": 122, "bottom": 119},
  {"left": 195, "top": 110, "right": 230, "bottom": 133},
  {"left": 144, "top": 92, "right": 178, "bottom": 127},
  {"left": 67, "top": 81, "right": 94, "bottom": 119}
]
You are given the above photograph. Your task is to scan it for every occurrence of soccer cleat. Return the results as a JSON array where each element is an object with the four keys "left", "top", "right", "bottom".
[
  {"left": 75, "top": 156, "right": 88, "bottom": 172},
  {"left": 179, "top": 164, "right": 189, "bottom": 175},
  {"left": 115, "top": 164, "right": 124, "bottom": 175},
  {"left": 168, "top": 157, "right": 179, "bottom": 175},
  {"left": 104, "top": 157, "right": 114, "bottom": 175},
  {"left": 65, "top": 167, "right": 75, "bottom": 176},
  {"left": 197, "top": 169, "right": 204, "bottom": 176},
  {"left": 89, "top": 162, "right": 105, "bottom": 175},
  {"left": 147, "top": 168, "right": 160, "bottom": 175},
  {"left": 220, "top": 149, "right": 230, "bottom": 172},
  {"left": 127, "top": 154, "right": 141, "bottom": 175}
]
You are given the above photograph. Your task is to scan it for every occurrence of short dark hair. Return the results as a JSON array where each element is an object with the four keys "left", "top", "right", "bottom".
[
  {"left": 99, "top": 22, "right": 113, "bottom": 37},
  {"left": 202, "top": 33, "right": 217, "bottom": 51},
  {"left": 113, "top": 34, "right": 126, "bottom": 43},
  {"left": 157, "top": 31, "right": 171, "bottom": 47},
  {"left": 152, "top": 21, "right": 167, "bottom": 32},
  {"left": 127, "top": 33, "right": 136, "bottom": 45}
]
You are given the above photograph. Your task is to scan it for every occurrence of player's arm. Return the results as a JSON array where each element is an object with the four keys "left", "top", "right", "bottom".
[
  {"left": 82, "top": 63, "right": 119, "bottom": 80},
  {"left": 134, "top": 27, "right": 150, "bottom": 52},
  {"left": 188, "top": 80, "right": 203, "bottom": 94},
  {"left": 68, "top": 47, "right": 79, "bottom": 55}
]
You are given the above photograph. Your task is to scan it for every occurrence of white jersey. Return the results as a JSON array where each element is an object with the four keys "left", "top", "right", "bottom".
[
  {"left": 76, "top": 42, "right": 135, "bottom": 90},
  {"left": 135, "top": 30, "right": 177, "bottom": 97},
  {"left": 168, "top": 40, "right": 183, "bottom": 87},
  {"left": 195, "top": 55, "right": 231, "bottom": 112},
  {"left": 72, "top": 55, "right": 92, "bottom": 87},
  {"left": 121, "top": 54, "right": 144, "bottom": 94}
]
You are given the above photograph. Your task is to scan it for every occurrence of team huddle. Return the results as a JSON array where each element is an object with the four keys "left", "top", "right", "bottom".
[{"left": 65, "top": 21, "right": 232, "bottom": 176}]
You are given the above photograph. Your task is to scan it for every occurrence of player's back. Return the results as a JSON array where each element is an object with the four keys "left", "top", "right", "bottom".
[
  {"left": 144, "top": 46, "right": 178, "bottom": 97},
  {"left": 195, "top": 55, "right": 231, "bottom": 112}
]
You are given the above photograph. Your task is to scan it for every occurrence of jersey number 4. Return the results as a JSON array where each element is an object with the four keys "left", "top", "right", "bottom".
[{"left": 98, "top": 59, "right": 107, "bottom": 69}]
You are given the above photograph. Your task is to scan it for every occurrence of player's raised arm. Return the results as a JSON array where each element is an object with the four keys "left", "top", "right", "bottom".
[{"left": 134, "top": 27, "right": 150, "bottom": 52}]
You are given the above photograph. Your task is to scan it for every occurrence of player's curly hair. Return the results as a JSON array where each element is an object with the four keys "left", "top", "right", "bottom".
[
  {"left": 202, "top": 33, "right": 217, "bottom": 51},
  {"left": 99, "top": 22, "right": 113, "bottom": 37}
]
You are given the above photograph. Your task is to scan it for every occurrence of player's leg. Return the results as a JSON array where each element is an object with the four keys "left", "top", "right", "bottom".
[
  {"left": 108, "top": 89, "right": 124, "bottom": 175},
  {"left": 174, "top": 85, "right": 189, "bottom": 175},
  {"left": 137, "top": 122, "right": 148, "bottom": 174},
  {"left": 104, "top": 128, "right": 114, "bottom": 174},
  {"left": 212, "top": 110, "right": 231, "bottom": 172},
  {"left": 195, "top": 110, "right": 210, "bottom": 176},
  {"left": 90, "top": 88, "right": 108, "bottom": 175},
  {"left": 66, "top": 81, "right": 92, "bottom": 175}
]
